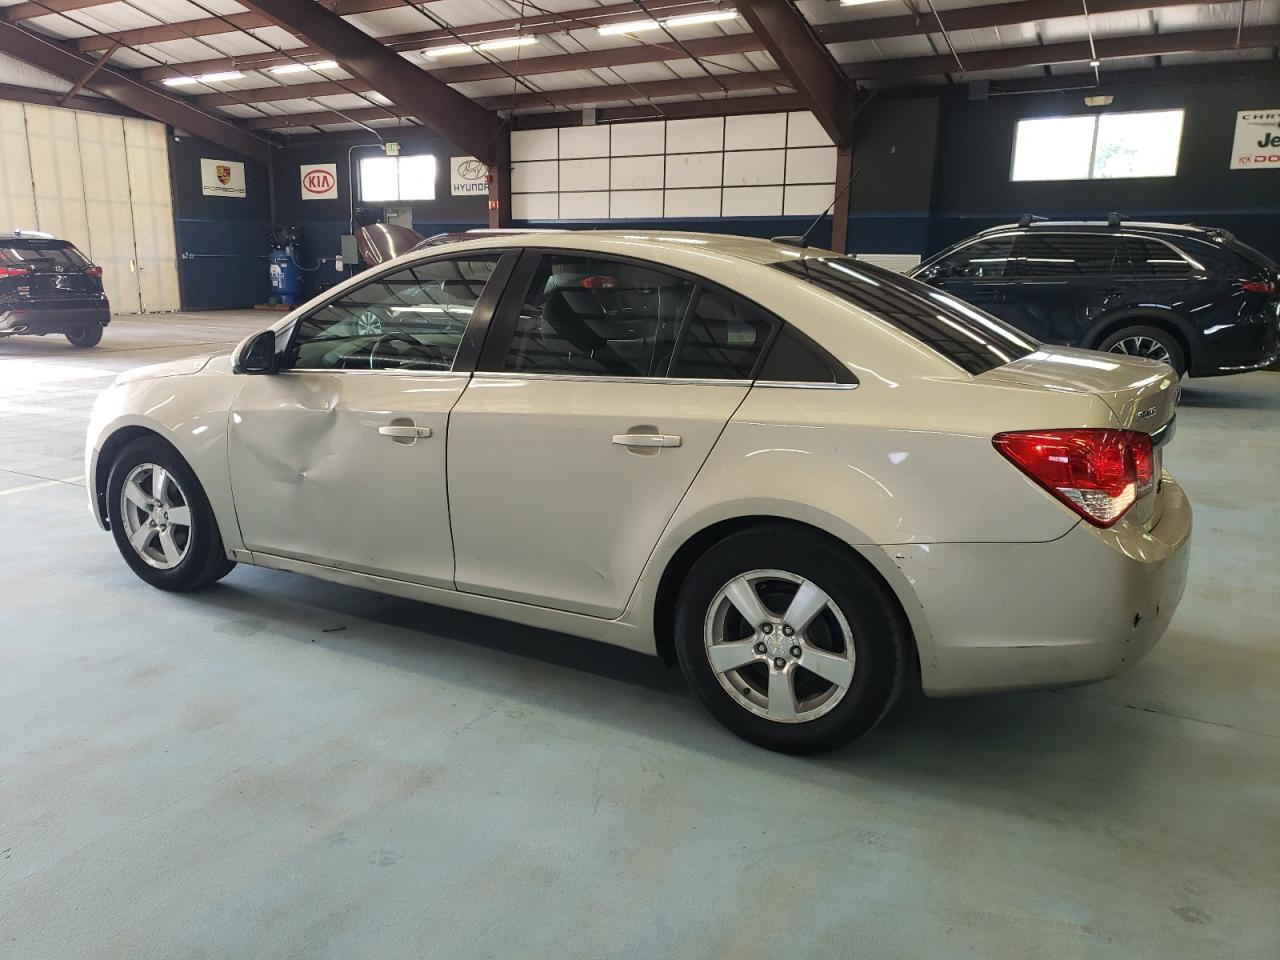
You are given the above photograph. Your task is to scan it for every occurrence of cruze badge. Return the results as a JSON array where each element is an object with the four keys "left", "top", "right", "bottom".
[{"left": 1136, "top": 406, "right": 1159, "bottom": 421}]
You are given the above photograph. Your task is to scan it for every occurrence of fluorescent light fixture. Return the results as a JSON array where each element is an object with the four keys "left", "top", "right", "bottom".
[
  {"left": 162, "top": 70, "right": 244, "bottom": 86},
  {"left": 663, "top": 9, "right": 739, "bottom": 28},
  {"left": 269, "top": 60, "right": 338, "bottom": 75},
  {"left": 840, "top": 0, "right": 894, "bottom": 5},
  {"left": 597, "top": 18, "right": 663, "bottom": 36},
  {"left": 424, "top": 36, "right": 537, "bottom": 57}
]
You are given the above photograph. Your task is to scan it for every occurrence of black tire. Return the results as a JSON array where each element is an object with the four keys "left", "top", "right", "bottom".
[
  {"left": 1097, "top": 324, "right": 1186, "bottom": 376},
  {"left": 105, "top": 435, "right": 236, "bottom": 591},
  {"left": 674, "top": 524, "right": 911, "bottom": 755},
  {"left": 66, "top": 325, "right": 103, "bottom": 348}
]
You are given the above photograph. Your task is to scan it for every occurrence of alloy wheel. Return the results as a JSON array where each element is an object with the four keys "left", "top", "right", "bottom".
[
  {"left": 703, "top": 569, "right": 856, "bottom": 724},
  {"left": 119, "top": 463, "right": 193, "bottom": 570},
  {"left": 1108, "top": 335, "right": 1172, "bottom": 366}
]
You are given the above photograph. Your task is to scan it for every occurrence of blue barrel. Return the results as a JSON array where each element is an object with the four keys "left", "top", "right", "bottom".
[{"left": 268, "top": 249, "right": 303, "bottom": 305}]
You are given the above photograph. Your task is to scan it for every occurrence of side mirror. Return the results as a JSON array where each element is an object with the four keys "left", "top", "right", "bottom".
[{"left": 234, "top": 329, "right": 278, "bottom": 375}]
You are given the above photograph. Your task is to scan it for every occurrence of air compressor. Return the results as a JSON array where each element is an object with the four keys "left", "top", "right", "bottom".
[{"left": 267, "top": 225, "right": 303, "bottom": 306}]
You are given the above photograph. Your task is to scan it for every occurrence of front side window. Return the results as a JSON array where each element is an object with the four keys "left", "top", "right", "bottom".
[
  {"left": 772, "top": 256, "right": 1038, "bottom": 375},
  {"left": 1008, "top": 233, "right": 1125, "bottom": 277},
  {"left": 289, "top": 255, "right": 499, "bottom": 371},
  {"left": 1011, "top": 109, "right": 1184, "bottom": 181},
  {"left": 934, "top": 236, "right": 1015, "bottom": 280},
  {"left": 500, "top": 254, "right": 695, "bottom": 377}
]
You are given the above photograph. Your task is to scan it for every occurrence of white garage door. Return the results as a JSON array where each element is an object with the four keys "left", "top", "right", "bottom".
[{"left": 0, "top": 101, "right": 180, "bottom": 314}]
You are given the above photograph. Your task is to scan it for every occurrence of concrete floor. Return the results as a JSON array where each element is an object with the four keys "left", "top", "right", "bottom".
[{"left": 1, "top": 312, "right": 1276, "bottom": 958}]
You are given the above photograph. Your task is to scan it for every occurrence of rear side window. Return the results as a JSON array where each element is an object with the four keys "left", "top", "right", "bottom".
[
  {"left": 1008, "top": 233, "right": 1124, "bottom": 277},
  {"left": 0, "top": 240, "right": 88, "bottom": 268},
  {"left": 1125, "top": 237, "right": 1192, "bottom": 277},
  {"left": 669, "top": 288, "right": 775, "bottom": 380},
  {"left": 772, "top": 256, "right": 1038, "bottom": 375}
]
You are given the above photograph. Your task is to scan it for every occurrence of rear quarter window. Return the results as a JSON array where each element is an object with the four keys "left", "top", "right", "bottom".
[{"left": 772, "top": 256, "right": 1039, "bottom": 375}]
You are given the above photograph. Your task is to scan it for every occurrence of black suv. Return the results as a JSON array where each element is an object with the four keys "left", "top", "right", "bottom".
[
  {"left": 911, "top": 218, "right": 1280, "bottom": 376},
  {"left": 0, "top": 232, "right": 110, "bottom": 348}
]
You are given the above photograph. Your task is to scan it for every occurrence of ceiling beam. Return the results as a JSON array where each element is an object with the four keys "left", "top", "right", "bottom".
[
  {"left": 0, "top": 79, "right": 142, "bottom": 118},
  {"left": 237, "top": 0, "right": 504, "bottom": 163},
  {"left": 0, "top": 20, "right": 273, "bottom": 162},
  {"left": 845, "top": 25, "right": 1280, "bottom": 80},
  {"left": 737, "top": 0, "right": 855, "bottom": 145}
]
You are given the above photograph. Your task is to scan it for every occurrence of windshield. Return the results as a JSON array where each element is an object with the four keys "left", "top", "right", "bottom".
[{"left": 772, "top": 255, "right": 1039, "bottom": 374}]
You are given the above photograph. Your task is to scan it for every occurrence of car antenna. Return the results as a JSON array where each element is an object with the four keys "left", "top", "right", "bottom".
[{"left": 772, "top": 167, "right": 861, "bottom": 251}]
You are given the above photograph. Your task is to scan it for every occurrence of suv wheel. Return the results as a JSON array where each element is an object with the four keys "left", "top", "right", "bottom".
[
  {"left": 66, "top": 325, "right": 103, "bottom": 348},
  {"left": 106, "top": 436, "right": 235, "bottom": 591},
  {"left": 674, "top": 524, "right": 910, "bottom": 754},
  {"left": 1098, "top": 325, "right": 1186, "bottom": 376}
]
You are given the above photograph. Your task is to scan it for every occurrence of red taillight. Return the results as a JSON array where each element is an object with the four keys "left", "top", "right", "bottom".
[
  {"left": 993, "top": 428, "right": 1155, "bottom": 528},
  {"left": 84, "top": 265, "right": 103, "bottom": 278},
  {"left": 1240, "top": 279, "right": 1276, "bottom": 295},
  {"left": 0, "top": 265, "right": 29, "bottom": 278}
]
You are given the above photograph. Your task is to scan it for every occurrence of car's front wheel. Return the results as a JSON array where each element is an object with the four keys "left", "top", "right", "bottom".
[
  {"left": 105, "top": 436, "right": 235, "bottom": 591},
  {"left": 674, "top": 524, "right": 910, "bottom": 754},
  {"left": 66, "top": 325, "right": 103, "bottom": 348}
]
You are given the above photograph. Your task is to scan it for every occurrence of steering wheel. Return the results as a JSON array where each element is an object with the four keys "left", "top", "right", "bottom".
[{"left": 367, "top": 331, "right": 447, "bottom": 370}]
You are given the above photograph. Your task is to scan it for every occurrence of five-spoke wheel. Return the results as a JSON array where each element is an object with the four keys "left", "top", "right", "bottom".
[{"left": 119, "top": 463, "right": 193, "bottom": 569}]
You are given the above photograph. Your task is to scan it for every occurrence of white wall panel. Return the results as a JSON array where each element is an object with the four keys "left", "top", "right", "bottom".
[
  {"left": 663, "top": 188, "right": 720, "bottom": 218},
  {"left": 76, "top": 112, "right": 141, "bottom": 314},
  {"left": 722, "top": 185, "right": 783, "bottom": 217},
  {"left": 609, "top": 190, "right": 662, "bottom": 219},
  {"left": 785, "top": 146, "right": 837, "bottom": 184},
  {"left": 783, "top": 183, "right": 836, "bottom": 216},
  {"left": 512, "top": 193, "right": 557, "bottom": 220},
  {"left": 665, "top": 153, "right": 721, "bottom": 189},
  {"left": 123, "top": 118, "right": 179, "bottom": 312},
  {"left": 725, "top": 113, "right": 786, "bottom": 151},
  {"left": 559, "top": 191, "right": 609, "bottom": 220},
  {"left": 609, "top": 120, "right": 664, "bottom": 157},
  {"left": 667, "top": 117, "right": 724, "bottom": 153},
  {"left": 723, "top": 149, "right": 785, "bottom": 186},
  {"left": 26, "top": 105, "right": 89, "bottom": 245},
  {"left": 786, "top": 111, "right": 834, "bottom": 148},
  {"left": 559, "top": 158, "right": 608, "bottom": 192},
  {"left": 511, "top": 160, "right": 558, "bottom": 193},
  {"left": 610, "top": 155, "right": 663, "bottom": 190},
  {"left": 0, "top": 101, "right": 36, "bottom": 230},
  {"left": 511, "top": 127, "right": 558, "bottom": 161},
  {"left": 559, "top": 125, "right": 609, "bottom": 159}
]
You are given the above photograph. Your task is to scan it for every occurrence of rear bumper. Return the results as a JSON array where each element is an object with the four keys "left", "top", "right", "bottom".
[
  {"left": 0, "top": 303, "right": 110, "bottom": 335},
  {"left": 892, "top": 475, "right": 1192, "bottom": 697},
  {"left": 1192, "top": 308, "right": 1280, "bottom": 376}
]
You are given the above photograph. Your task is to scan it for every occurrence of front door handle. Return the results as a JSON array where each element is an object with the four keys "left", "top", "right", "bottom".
[
  {"left": 613, "top": 433, "right": 681, "bottom": 448},
  {"left": 378, "top": 424, "right": 432, "bottom": 439}
]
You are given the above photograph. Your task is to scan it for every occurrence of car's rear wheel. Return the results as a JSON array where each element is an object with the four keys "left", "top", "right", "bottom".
[
  {"left": 674, "top": 524, "right": 910, "bottom": 754},
  {"left": 66, "top": 325, "right": 103, "bottom": 348},
  {"left": 1098, "top": 324, "right": 1186, "bottom": 376},
  {"left": 106, "top": 436, "right": 235, "bottom": 591}
]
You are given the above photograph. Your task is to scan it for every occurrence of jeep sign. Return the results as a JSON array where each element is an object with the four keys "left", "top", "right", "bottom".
[{"left": 300, "top": 163, "right": 338, "bottom": 199}]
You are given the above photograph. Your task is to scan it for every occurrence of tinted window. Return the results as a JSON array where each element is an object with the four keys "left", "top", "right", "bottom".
[
  {"left": 501, "top": 254, "right": 694, "bottom": 377},
  {"left": 758, "top": 325, "right": 856, "bottom": 384},
  {"left": 771, "top": 256, "right": 1038, "bottom": 375},
  {"left": 1008, "top": 233, "right": 1124, "bottom": 277},
  {"left": 289, "top": 255, "right": 498, "bottom": 371},
  {"left": 0, "top": 240, "right": 88, "bottom": 268},
  {"left": 1125, "top": 237, "right": 1192, "bottom": 277},
  {"left": 936, "top": 236, "right": 1015, "bottom": 279},
  {"left": 669, "top": 288, "right": 775, "bottom": 380}
]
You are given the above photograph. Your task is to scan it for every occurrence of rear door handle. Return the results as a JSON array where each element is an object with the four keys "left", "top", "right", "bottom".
[
  {"left": 613, "top": 434, "right": 681, "bottom": 448},
  {"left": 378, "top": 424, "right": 432, "bottom": 439}
]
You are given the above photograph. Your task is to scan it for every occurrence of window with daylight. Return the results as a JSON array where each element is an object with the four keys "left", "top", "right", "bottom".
[
  {"left": 359, "top": 154, "right": 437, "bottom": 202},
  {"left": 1010, "top": 110, "right": 1184, "bottom": 182}
]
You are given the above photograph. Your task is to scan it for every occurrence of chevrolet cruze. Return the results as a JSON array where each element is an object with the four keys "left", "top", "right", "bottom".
[{"left": 87, "top": 232, "right": 1191, "bottom": 754}]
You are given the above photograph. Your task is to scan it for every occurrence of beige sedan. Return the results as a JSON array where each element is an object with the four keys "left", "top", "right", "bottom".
[{"left": 86, "top": 232, "right": 1191, "bottom": 754}]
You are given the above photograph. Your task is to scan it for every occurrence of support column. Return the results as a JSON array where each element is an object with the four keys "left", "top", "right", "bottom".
[
  {"left": 831, "top": 145, "right": 853, "bottom": 255},
  {"left": 488, "top": 124, "right": 512, "bottom": 229}
]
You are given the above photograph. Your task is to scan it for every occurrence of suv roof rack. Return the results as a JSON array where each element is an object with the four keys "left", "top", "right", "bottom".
[
  {"left": 1017, "top": 214, "right": 1049, "bottom": 228},
  {"left": 3, "top": 228, "right": 57, "bottom": 240}
]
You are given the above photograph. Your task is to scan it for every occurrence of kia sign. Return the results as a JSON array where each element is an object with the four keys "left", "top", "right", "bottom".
[
  {"left": 451, "top": 156, "right": 488, "bottom": 196},
  {"left": 1230, "top": 109, "right": 1280, "bottom": 170},
  {"left": 300, "top": 163, "right": 338, "bottom": 200}
]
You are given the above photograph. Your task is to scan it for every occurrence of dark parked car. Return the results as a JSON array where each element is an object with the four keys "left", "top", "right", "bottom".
[
  {"left": 911, "top": 218, "right": 1280, "bottom": 376},
  {"left": 0, "top": 231, "right": 110, "bottom": 348}
]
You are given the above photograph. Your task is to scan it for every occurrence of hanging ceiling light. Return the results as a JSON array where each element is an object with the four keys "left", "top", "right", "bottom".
[
  {"left": 597, "top": 19, "right": 663, "bottom": 36},
  {"left": 269, "top": 60, "right": 338, "bottom": 75},
  {"left": 423, "top": 36, "right": 538, "bottom": 58},
  {"left": 597, "top": 8, "right": 740, "bottom": 36},
  {"left": 162, "top": 71, "right": 244, "bottom": 87}
]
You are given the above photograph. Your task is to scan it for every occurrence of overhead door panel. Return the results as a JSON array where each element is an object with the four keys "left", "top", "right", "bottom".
[
  {"left": 0, "top": 102, "right": 37, "bottom": 230},
  {"left": 26, "top": 104, "right": 90, "bottom": 249},
  {"left": 123, "top": 118, "right": 180, "bottom": 313},
  {"left": 76, "top": 112, "right": 142, "bottom": 315}
]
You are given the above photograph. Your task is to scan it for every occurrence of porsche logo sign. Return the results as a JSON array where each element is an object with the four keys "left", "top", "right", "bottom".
[{"left": 200, "top": 158, "right": 247, "bottom": 197}]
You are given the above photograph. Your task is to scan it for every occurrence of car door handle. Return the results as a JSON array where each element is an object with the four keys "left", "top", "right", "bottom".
[
  {"left": 378, "top": 424, "right": 432, "bottom": 439},
  {"left": 612, "top": 433, "right": 681, "bottom": 448}
]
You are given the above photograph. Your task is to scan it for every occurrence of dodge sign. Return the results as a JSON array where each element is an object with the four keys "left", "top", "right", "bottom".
[{"left": 1230, "top": 109, "right": 1280, "bottom": 170}]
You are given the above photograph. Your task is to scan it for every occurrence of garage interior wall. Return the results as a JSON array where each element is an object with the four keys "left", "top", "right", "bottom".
[{"left": 0, "top": 100, "right": 180, "bottom": 314}]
